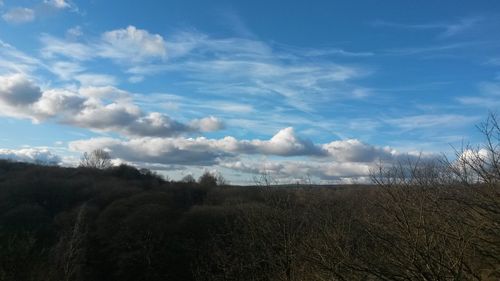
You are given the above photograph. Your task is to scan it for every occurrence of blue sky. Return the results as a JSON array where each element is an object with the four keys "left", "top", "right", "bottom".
[{"left": 0, "top": 0, "right": 499, "bottom": 183}]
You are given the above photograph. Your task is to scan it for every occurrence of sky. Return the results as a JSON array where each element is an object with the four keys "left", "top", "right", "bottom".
[{"left": 0, "top": 0, "right": 499, "bottom": 184}]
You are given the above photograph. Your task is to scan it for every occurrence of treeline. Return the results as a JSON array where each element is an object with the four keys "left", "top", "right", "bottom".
[
  {"left": 0, "top": 115, "right": 499, "bottom": 281},
  {"left": 0, "top": 161, "right": 498, "bottom": 281}
]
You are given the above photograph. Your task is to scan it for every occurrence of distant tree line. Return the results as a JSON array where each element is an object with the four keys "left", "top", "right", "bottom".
[{"left": 0, "top": 113, "right": 498, "bottom": 281}]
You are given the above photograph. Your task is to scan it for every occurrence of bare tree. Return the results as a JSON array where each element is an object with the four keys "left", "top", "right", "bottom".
[
  {"left": 215, "top": 172, "right": 229, "bottom": 186},
  {"left": 356, "top": 113, "right": 500, "bottom": 280},
  {"left": 445, "top": 112, "right": 500, "bottom": 186},
  {"left": 54, "top": 203, "right": 89, "bottom": 281},
  {"left": 252, "top": 170, "right": 279, "bottom": 187},
  {"left": 79, "top": 149, "right": 112, "bottom": 170}
]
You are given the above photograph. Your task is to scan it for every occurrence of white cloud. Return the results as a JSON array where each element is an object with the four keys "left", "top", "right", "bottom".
[
  {"left": 0, "top": 148, "right": 61, "bottom": 164},
  {"left": 44, "top": 0, "right": 70, "bottom": 9},
  {"left": 0, "top": 40, "right": 41, "bottom": 74},
  {"left": 323, "top": 139, "right": 396, "bottom": 162},
  {"left": 189, "top": 116, "right": 224, "bottom": 132},
  {"left": 69, "top": 137, "right": 230, "bottom": 166},
  {"left": 245, "top": 127, "right": 322, "bottom": 156},
  {"left": 40, "top": 34, "right": 93, "bottom": 61},
  {"left": 0, "top": 74, "right": 221, "bottom": 136},
  {"left": 372, "top": 17, "right": 482, "bottom": 38},
  {"left": 457, "top": 81, "right": 500, "bottom": 109},
  {"left": 64, "top": 99, "right": 197, "bottom": 137},
  {"left": 68, "top": 125, "right": 435, "bottom": 181},
  {"left": 41, "top": 26, "right": 167, "bottom": 64},
  {"left": 67, "top": 128, "right": 323, "bottom": 166},
  {"left": 48, "top": 61, "right": 85, "bottom": 80},
  {"left": 34, "top": 89, "right": 86, "bottom": 119},
  {"left": 2, "top": 7, "right": 35, "bottom": 24},
  {"left": 66, "top": 26, "right": 83, "bottom": 38},
  {"left": 127, "top": 31, "right": 369, "bottom": 112},
  {"left": 39, "top": 28, "right": 369, "bottom": 113},
  {"left": 221, "top": 160, "right": 373, "bottom": 182},
  {"left": 78, "top": 86, "right": 130, "bottom": 101},
  {"left": 68, "top": 127, "right": 397, "bottom": 164},
  {"left": 99, "top": 26, "right": 167, "bottom": 63},
  {"left": 128, "top": 75, "right": 144, "bottom": 83},
  {"left": 75, "top": 73, "right": 118, "bottom": 86},
  {"left": 211, "top": 102, "right": 254, "bottom": 113},
  {"left": 386, "top": 114, "right": 479, "bottom": 130}
]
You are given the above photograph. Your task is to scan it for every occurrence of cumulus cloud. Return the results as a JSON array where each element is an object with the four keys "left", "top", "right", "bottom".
[
  {"left": 87, "top": 109, "right": 192, "bottom": 137},
  {"left": 34, "top": 89, "right": 86, "bottom": 119},
  {"left": 0, "top": 74, "right": 41, "bottom": 106},
  {"left": 189, "top": 116, "right": 225, "bottom": 132},
  {"left": 0, "top": 148, "right": 61, "bottom": 164},
  {"left": 68, "top": 126, "right": 436, "bottom": 181},
  {"left": 66, "top": 101, "right": 193, "bottom": 137},
  {"left": 239, "top": 127, "right": 322, "bottom": 156},
  {"left": 68, "top": 127, "right": 407, "bottom": 166},
  {"left": 2, "top": 7, "right": 35, "bottom": 24},
  {"left": 0, "top": 74, "right": 87, "bottom": 121},
  {"left": 69, "top": 135, "right": 378, "bottom": 181},
  {"left": 0, "top": 74, "right": 42, "bottom": 119},
  {"left": 322, "top": 139, "right": 397, "bottom": 162},
  {"left": 67, "top": 128, "right": 323, "bottom": 167},
  {"left": 221, "top": 160, "right": 373, "bottom": 182},
  {"left": 0, "top": 74, "right": 221, "bottom": 137},
  {"left": 69, "top": 137, "right": 230, "bottom": 166}
]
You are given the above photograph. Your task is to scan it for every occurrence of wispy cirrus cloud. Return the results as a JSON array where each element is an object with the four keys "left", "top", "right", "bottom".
[
  {"left": 0, "top": 40, "right": 41, "bottom": 74},
  {"left": 457, "top": 81, "right": 500, "bottom": 108},
  {"left": 372, "top": 16, "right": 483, "bottom": 38},
  {"left": 385, "top": 114, "right": 480, "bottom": 131},
  {"left": 40, "top": 26, "right": 167, "bottom": 63},
  {"left": 99, "top": 26, "right": 167, "bottom": 63},
  {"left": 2, "top": 7, "right": 35, "bottom": 24},
  {"left": 127, "top": 31, "right": 371, "bottom": 112},
  {"left": 35, "top": 26, "right": 373, "bottom": 117},
  {"left": 383, "top": 42, "right": 482, "bottom": 56}
]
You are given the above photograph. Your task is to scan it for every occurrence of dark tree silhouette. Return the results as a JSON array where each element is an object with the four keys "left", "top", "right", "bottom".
[{"left": 198, "top": 172, "right": 217, "bottom": 187}]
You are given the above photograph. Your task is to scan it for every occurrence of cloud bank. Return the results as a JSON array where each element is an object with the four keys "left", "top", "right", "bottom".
[
  {"left": 0, "top": 148, "right": 61, "bottom": 164},
  {"left": 0, "top": 73, "right": 222, "bottom": 137}
]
